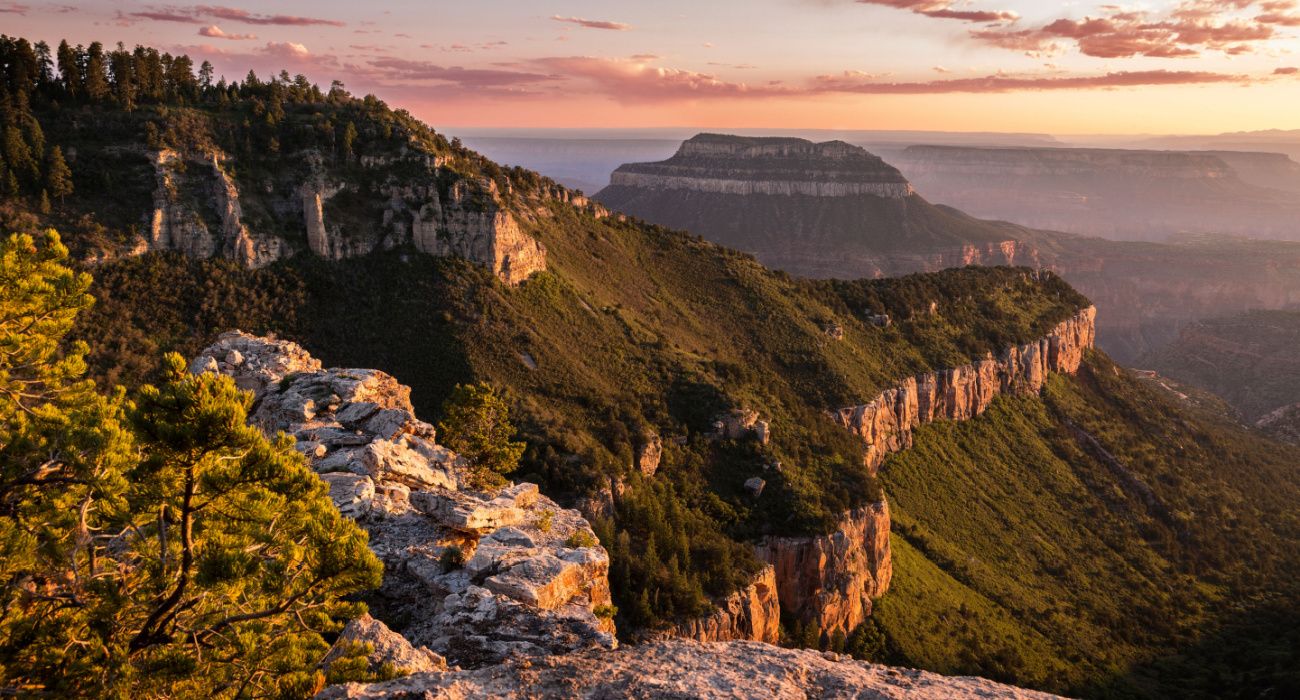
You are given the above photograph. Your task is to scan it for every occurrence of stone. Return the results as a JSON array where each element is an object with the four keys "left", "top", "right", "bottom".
[
  {"left": 744, "top": 477, "right": 766, "bottom": 498},
  {"left": 322, "top": 473, "right": 375, "bottom": 519},
  {"left": 635, "top": 433, "right": 663, "bottom": 477},
  {"left": 315, "top": 638, "right": 1065, "bottom": 700},
  {"left": 321, "top": 614, "right": 446, "bottom": 676},
  {"left": 666, "top": 566, "right": 781, "bottom": 644}
]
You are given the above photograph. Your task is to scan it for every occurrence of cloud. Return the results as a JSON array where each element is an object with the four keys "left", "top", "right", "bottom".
[
  {"left": 199, "top": 25, "right": 257, "bottom": 40},
  {"left": 261, "top": 41, "right": 311, "bottom": 60},
  {"left": 129, "top": 4, "right": 344, "bottom": 27},
  {"left": 813, "top": 69, "right": 1247, "bottom": 94},
  {"left": 972, "top": 1, "right": 1297, "bottom": 58},
  {"left": 855, "top": 0, "right": 1018, "bottom": 23},
  {"left": 362, "top": 57, "right": 558, "bottom": 90},
  {"left": 0, "top": 2, "right": 28, "bottom": 13},
  {"left": 551, "top": 15, "right": 632, "bottom": 31},
  {"left": 533, "top": 56, "right": 810, "bottom": 102},
  {"left": 1276, "top": 66, "right": 1300, "bottom": 73}
]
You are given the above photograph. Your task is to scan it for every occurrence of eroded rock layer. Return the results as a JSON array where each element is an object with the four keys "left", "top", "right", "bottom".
[
  {"left": 835, "top": 306, "right": 1097, "bottom": 473},
  {"left": 191, "top": 332, "right": 616, "bottom": 667},
  {"left": 608, "top": 133, "right": 915, "bottom": 198},
  {"left": 147, "top": 147, "right": 546, "bottom": 284}
]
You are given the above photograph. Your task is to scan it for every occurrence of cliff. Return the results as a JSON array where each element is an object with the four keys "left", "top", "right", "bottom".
[
  {"left": 664, "top": 565, "right": 781, "bottom": 644},
  {"left": 835, "top": 307, "right": 1097, "bottom": 473},
  {"left": 608, "top": 133, "right": 915, "bottom": 198},
  {"left": 190, "top": 333, "right": 616, "bottom": 667},
  {"left": 596, "top": 134, "right": 1029, "bottom": 278},
  {"left": 144, "top": 145, "right": 546, "bottom": 285}
]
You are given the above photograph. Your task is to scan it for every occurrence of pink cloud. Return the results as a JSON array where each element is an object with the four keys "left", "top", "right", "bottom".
[
  {"left": 198, "top": 25, "right": 257, "bottom": 40},
  {"left": 0, "top": 2, "right": 29, "bottom": 13},
  {"left": 855, "top": 0, "right": 1018, "bottom": 23},
  {"left": 972, "top": 1, "right": 1295, "bottom": 58},
  {"left": 130, "top": 4, "right": 344, "bottom": 27},
  {"left": 551, "top": 15, "right": 632, "bottom": 31}
]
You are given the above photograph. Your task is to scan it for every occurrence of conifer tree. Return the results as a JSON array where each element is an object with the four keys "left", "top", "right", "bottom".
[
  {"left": 437, "top": 382, "right": 525, "bottom": 489},
  {"left": 45, "top": 145, "right": 72, "bottom": 203},
  {"left": 0, "top": 231, "right": 384, "bottom": 698}
]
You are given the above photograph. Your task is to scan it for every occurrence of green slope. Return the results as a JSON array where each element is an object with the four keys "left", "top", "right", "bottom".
[{"left": 866, "top": 352, "right": 1300, "bottom": 697}]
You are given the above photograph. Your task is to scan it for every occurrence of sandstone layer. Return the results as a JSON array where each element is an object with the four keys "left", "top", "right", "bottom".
[
  {"left": 834, "top": 306, "right": 1098, "bottom": 473},
  {"left": 665, "top": 565, "right": 781, "bottom": 644},
  {"left": 146, "top": 146, "right": 547, "bottom": 284},
  {"left": 316, "top": 639, "right": 1064, "bottom": 700},
  {"left": 191, "top": 333, "right": 616, "bottom": 667},
  {"left": 608, "top": 133, "right": 915, "bottom": 199}
]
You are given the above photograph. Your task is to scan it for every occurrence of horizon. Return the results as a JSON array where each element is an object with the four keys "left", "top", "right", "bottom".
[{"left": 6, "top": 0, "right": 1300, "bottom": 135}]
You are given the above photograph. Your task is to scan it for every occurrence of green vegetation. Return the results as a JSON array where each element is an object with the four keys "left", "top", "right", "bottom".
[
  {"left": 851, "top": 351, "right": 1300, "bottom": 697},
  {"left": 437, "top": 382, "right": 526, "bottom": 489},
  {"left": 0, "top": 232, "right": 382, "bottom": 698},
  {"left": 10, "top": 33, "right": 1295, "bottom": 700}
]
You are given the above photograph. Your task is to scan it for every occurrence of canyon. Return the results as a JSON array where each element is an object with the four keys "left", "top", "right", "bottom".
[
  {"left": 889, "top": 145, "right": 1300, "bottom": 242},
  {"left": 670, "top": 306, "right": 1097, "bottom": 645},
  {"left": 598, "top": 134, "right": 1300, "bottom": 364},
  {"left": 192, "top": 332, "right": 1064, "bottom": 699}
]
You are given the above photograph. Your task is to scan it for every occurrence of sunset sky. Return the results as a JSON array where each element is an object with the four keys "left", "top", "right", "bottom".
[{"left": 7, "top": 0, "right": 1300, "bottom": 134}]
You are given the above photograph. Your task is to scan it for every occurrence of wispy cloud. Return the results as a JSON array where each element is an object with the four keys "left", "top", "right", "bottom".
[
  {"left": 550, "top": 15, "right": 632, "bottom": 31},
  {"left": 0, "top": 2, "right": 29, "bottom": 14},
  {"left": 129, "top": 4, "right": 344, "bottom": 27},
  {"left": 855, "top": 0, "right": 1018, "bottom": 24}
]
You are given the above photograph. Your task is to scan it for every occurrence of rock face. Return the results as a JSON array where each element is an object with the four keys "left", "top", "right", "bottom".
[
  {"left": 597, "top": 134, "right": 1031, "bottom": 279},
  {"left": 757, "top": 502, "right": 892, "bottom": 643},
  {"left": 316, "top": 639, "right": 1065, "bottom": 700},
  {"left": 666, "top": 566, "right": 781, "bottom": 644},
  {"left": 608, "top": 133, "right": 915, "bottom": 198},
  {"left": 320, "top": 615, "right": 447, "bottom": 677},
  {"left": 835, "top": 307, "right": 1097, "bottom": 474},
  {"left": 146, "top": 146, "right": 546, "bottom": 285},
  {"left": 191, "top": 332, "right": 616, "bottom": 668}
]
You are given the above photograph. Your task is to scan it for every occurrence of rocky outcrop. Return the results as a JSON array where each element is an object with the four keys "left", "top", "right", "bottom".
[
  {"left": 191, "top": 332, "right": 615, "bottom": 668},
  {"left": 666, "top": 566, "right": 781, "bottom": 644},
  {"left": 756, "top": 502, "right": 892, "bottom": 642},
  {"left": 835, "top": 306, "right": 1097, "bottom": 474},
  {"left": 321, "top": 614, "right": 447, "bottom": 677},
  {"left": 143, "top": 145, "right": 548, "bottom": 284},
  {"left": 316, "top": 639, "right": 1064, "bottom": 700},
  {"left": 608, "top": 134, "right": 914, "bottom": 198}
]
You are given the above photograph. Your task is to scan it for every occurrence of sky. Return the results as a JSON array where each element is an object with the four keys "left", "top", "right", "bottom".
[{"left": 5, "top": 0, "right": 1300, "bottom": 135}]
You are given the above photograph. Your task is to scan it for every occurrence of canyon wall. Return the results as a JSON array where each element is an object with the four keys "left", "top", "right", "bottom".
[
  {"left": 835, "top": 307, "right": 1097, "bottom": 474},
  {"left": 607, "top": 133, "right": 915, "bottom": 199},
  {"left": 666, "top": 565, "right": 782, "bottom": 644},
  {"left": 146, "top": 147, "right": 547, "bottom": 285}
]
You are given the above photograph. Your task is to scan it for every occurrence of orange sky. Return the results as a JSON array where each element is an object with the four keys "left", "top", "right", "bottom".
[{"left": 7, "top": 0, "right": 1300, "bottom": 135}]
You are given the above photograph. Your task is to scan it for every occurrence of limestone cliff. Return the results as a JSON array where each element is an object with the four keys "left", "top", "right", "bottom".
[
  {"left": 756, "top": 502, "right": 892, "bottom": 642},
  {"left": 665, "top": 565, "right": 781, "bottom": 644},
  {"left": 146, "top": 145, "right": 548, "bottom": 285},
  {"left": 608, "top": 134, "right": 914, "bottom": 198},
  {"left": 191, "top": 333, "right": 616, "bottom": 667},
  {"left": 835, "top": 307, "right": 1097, "bottom": 473},
  {"left": 596, "top": 133, "right": 1030, "bottom": 279}
]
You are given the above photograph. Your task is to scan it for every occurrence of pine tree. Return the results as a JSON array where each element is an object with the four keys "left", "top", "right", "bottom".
[
  {"left": 38, "top": 189, "right": 50, "bottom": 213},
  {"left": 122, "top": 354, "right": 383, "bottom": 697},
  {"left": 0, "top": 230, "right": 135, "bottom": 695},
  {"left": 437, "top": 382, "right": 525, "bottom": 489},
  {"left": 46, "top": 145, "right": 73, "bottom": 203},
  {"left": 0, "top": 231, "right": 384, "bottom": 697},
  {"left": 341, "top": 121, "right": 358, "bottom": 162}
]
